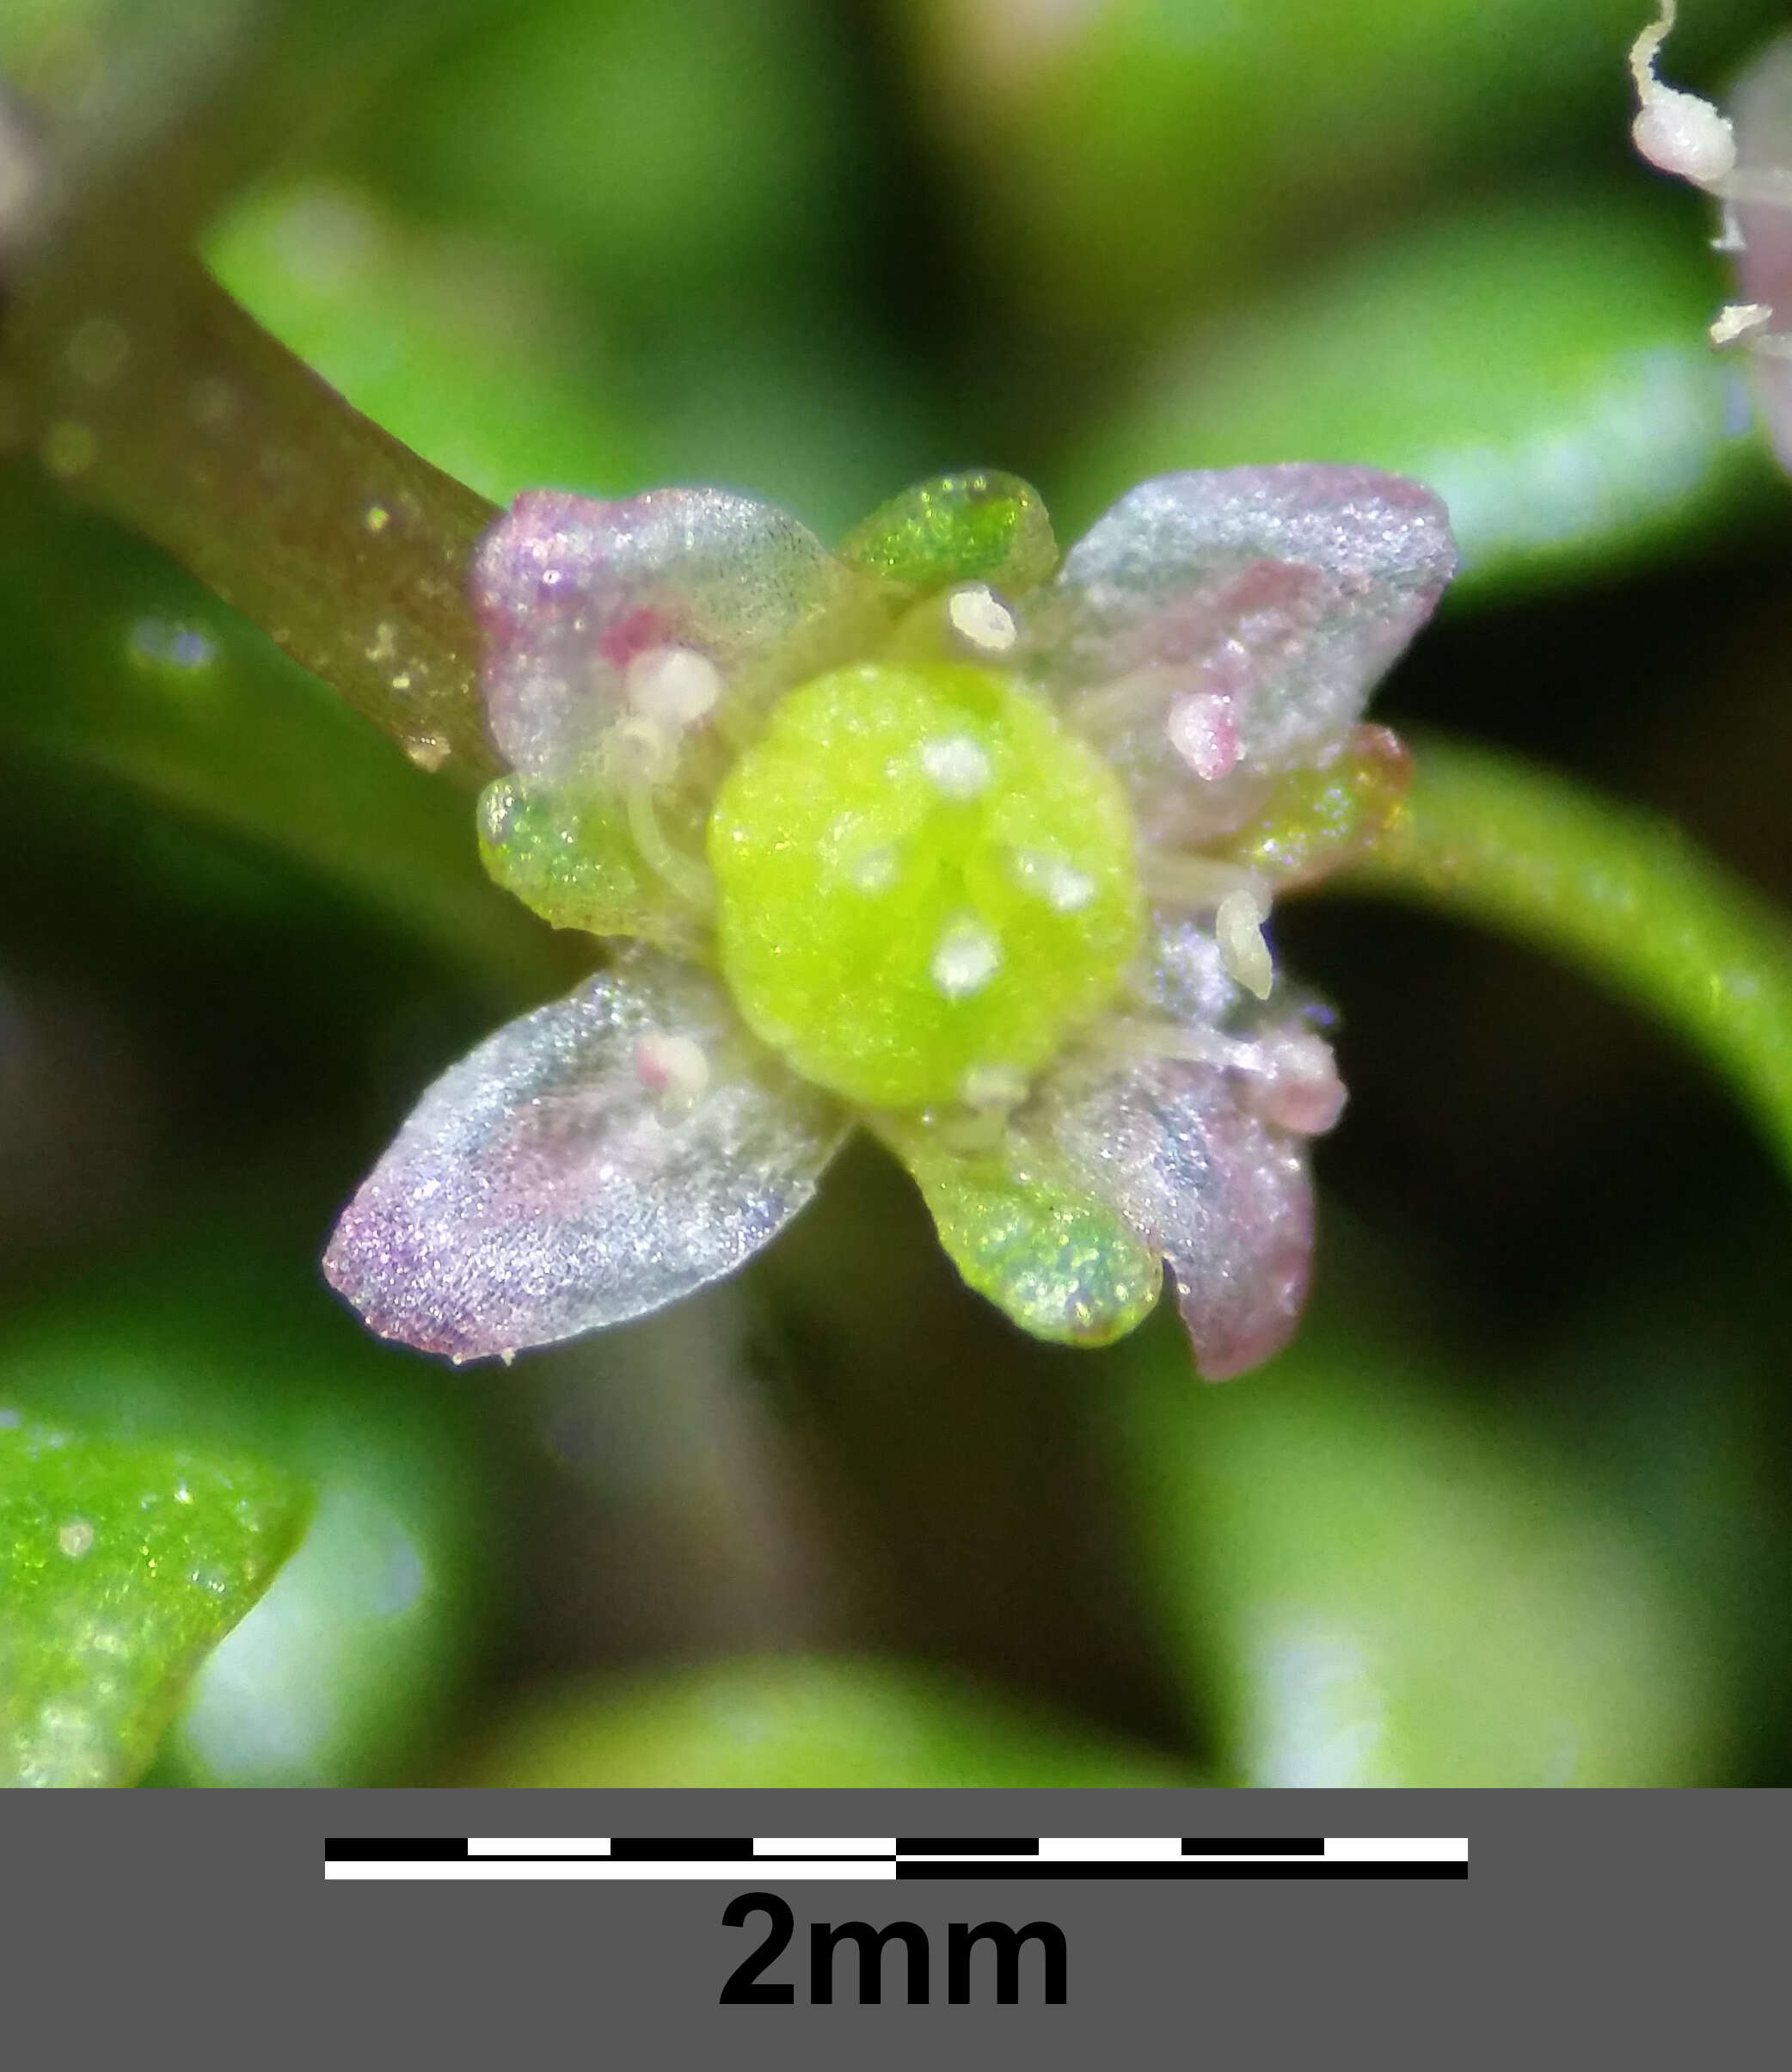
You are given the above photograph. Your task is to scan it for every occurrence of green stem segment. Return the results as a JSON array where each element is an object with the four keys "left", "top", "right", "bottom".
[
  {"left": 1336, "top": 734, "right": 1792, "bottom": 1176},
  {"left": 7, "top": 253, "right": 500, "bottom": 784}
]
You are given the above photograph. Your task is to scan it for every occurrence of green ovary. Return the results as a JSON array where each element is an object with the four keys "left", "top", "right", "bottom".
[{"left": 709, "top": 662, "right": 1144, "bottom": 1109}]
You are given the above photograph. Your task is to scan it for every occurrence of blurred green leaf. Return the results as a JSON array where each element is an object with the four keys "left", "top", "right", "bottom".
[
  {"left": 359, "top": 0, "right": 854, "bottom": 295},
  {"left": 1060, "top": 195, "right": 1766, "bottom": 594},
  {"left": 0, "top": 1229, "right": 507, "bottom": 1786},
  {"left": 0, "top": 1411, "right": 309, "bottom": 1786},
  {"left": 0, "top": 460, "right": 569, "bottom": 1000},
  {"left": 457, "top": 1655, "right": 1189, "bottom": 1786},
  {"left": 1341, "top": 734, "right": 1792, "bottom": 1182},
  {"left": 206, "top": 181, "right": 641, "bottom": 506},
  {"left": 904, "top": 0, "right": 1776, "bottom": 329},
  {"left": 1107, "top": 1297, "right": 1725, "bottom": 1785}
]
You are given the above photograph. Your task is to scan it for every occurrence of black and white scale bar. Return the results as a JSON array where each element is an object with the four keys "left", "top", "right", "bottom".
[{"left": 326, "top": 1836, "right": 1465, "bottom": 1881}]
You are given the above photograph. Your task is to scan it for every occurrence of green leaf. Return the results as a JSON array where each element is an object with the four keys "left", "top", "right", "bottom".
[
  {"left": 901, "top": 0, "right": 1775, "bottom": 330},
  {"left": 205, "top": 180, "right": 642, "bottom": 507},
  {"left": 1107, "top": 1296, "right": 1726, "bottom": 1786},
  {"left": 0, "top": 1228, "right": 506, "bottom": 1788},
  {"left": 454, "top": 1655, "right": 1189, "bottom": 1787},
  {"left": 1338, "top": 733, "right": 1792, "bottom": 1183},
  {"left": 1060, "top": 196, "right": 1767, "bottom": 597},
  {"left": 359, "top": 0, "right": 856, "bottom": 294},
  {"left": 0, "top": 1412, "right": 310, "bottom": 1786}
]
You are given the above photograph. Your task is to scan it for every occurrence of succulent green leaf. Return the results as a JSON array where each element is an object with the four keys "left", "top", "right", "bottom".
[
  {"left": 0, "top": 1232, "right": 504, "bottom": 1790},
  {"left": 839, "top": 470, "right": 1059, "bottom": 600},
  {"left": 1108, "top": 1295, "right": 1725, "bottom": 1785},
  {"left": 1061, "top": 199, "right": 1764, "bottom": 598},
  {"left": 879, "top": 1116, "right": 1163, "bottom": 1347},
  {"left": 0, "top": 1413, "right": 310, "bottom": 1786},
  {"left": 456, "top": 1655, "right": 1187, "bottom": 1787}
]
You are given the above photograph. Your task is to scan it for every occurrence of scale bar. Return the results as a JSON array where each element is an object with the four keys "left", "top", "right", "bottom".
[
  {"left": 896, "top": 1860, "right": 1466, "bottom": 1882},
  {"left": 326, "top": 1835, "right": 1466, "bottom": 1882}
]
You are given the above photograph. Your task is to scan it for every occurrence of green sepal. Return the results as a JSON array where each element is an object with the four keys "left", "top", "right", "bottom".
[
  {"left": 839, "top": 470, "right": 1058, "bottom": 601},
  {"left": 477, "top": 775, "right": 705, "bottom": 956},
  {"left": 880, "top": 1115, "right": 1162, "bottom": 1347},
  {"left": 0, "top": 1413, "right": 310, "bottom": 1786}
]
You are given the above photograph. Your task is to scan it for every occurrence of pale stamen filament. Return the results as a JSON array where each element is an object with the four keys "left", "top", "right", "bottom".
[
  {"left": 624, "top": 780, "right": 715, "bottom": 912},
  {"left": 1138, "top": 851, "right": 1265, "bottom": 910}
]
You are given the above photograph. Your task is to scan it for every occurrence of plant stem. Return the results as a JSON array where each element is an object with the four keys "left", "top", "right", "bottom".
[
  {"left": 1335, "top": 732, "right": 1792, "bottom": 1177},
  {"left": 1, "top": 1, "right": 506, "bottom": 783},
  {"left": 7, "top": 250, "right": 500, "bottom": 783}
]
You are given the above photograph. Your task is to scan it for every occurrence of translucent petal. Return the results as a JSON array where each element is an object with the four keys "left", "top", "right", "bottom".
[
  {"left": 1033, "top": 466, "right": 1455, "bottom": 845},
  {"left": 840, "top": 470, "right": 1059, "bottom": 601},
  {"left": 323, "top": 950, "right": 847, "bottom": 1361},
  {"left": 1729, "top": 38, "right": 1792, "bottom": 474},
  {"left": 470, "top": 488, "right": 861, "bottom": 781},
  {"left": 879, "top": 1116, "right": 1162, "bottom": 1347},
  {"left": 1126, "top": 909, "right": 1348, "bottom": 1136},
  {"left": 1033, "top": 1051, "right": 1316, "bottom": 1381}
]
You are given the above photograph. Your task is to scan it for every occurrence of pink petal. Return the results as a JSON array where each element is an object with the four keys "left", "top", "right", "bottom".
[
  {"left": 323, "top": 949, "right": 845, "bottom": 1362},
  {"left": 1031, "top": 466, "right": 1456, "bottom": 845},
  {"left": 1034, "top": 1049, "right": 1316, "bottom": 1381},
  {"left": 470, "top": 488, "right": 857, "bottom": 781},
  {"left": 1730, "top": 39, "right": 1792, "bottom": 474}
]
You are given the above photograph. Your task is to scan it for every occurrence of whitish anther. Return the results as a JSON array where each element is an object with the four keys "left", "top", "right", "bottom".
[
  {"left": 920, "top": 732, "right": 994, "bottom": 799},
  {"left": 931, "top": 919, "right": 1003, "bottom": 998},
  {"left": 1630, "top": 2, "right": 1734, "bottom": 188},
  {"left": 626, "top": 645, "right": 723, "bottom": 729},
  {"left": 1710, "top": 303, "right": 1772, "bottom": 347},
  {"left": 947, "top": 583, "right": 1019, "bottom": 655},
  {"left": 1216, "top": 884, "right": 1274, "bottom": 999}
]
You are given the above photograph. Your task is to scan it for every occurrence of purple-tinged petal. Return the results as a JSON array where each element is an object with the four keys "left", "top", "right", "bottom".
[
  {"left": 1031, "top": 466, "right": 1456, "bottom": 846},
  {"left": 470, "top": 488, "right": 861, "bottom": 782},
  {"left": 323, "top": 949, "right": 846, "bottom": 1362},
  {"left": 1032, "top": 1048, "right": 1317, "bottom": 1381},
  {"left": 1729, "top": 39, "right": 1792, "bottom": 474}
]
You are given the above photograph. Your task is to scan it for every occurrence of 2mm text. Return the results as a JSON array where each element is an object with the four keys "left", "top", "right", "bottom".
[{"left": 719, "top": 1891, "right": 1067, "bottom": 2005}]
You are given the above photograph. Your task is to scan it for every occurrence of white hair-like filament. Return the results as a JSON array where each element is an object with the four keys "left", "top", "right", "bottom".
[{"left": 1629, "top": 3, "right": 1736, "bottom": 189}]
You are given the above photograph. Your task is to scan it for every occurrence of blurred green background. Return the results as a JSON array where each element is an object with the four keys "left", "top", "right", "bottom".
[{"left": 3, "top": 0, "right": 1792, "bottom": 1786}]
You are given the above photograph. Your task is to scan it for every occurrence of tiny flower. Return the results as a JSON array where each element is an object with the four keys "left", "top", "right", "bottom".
[{"left": 324, "top": 465, "right": 1455, "bottom": 1378}]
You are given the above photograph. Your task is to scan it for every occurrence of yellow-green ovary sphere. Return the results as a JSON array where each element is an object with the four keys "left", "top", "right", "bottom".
[{"left": 709, "top": 662, "right": 1145, "bottom": 1109}]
